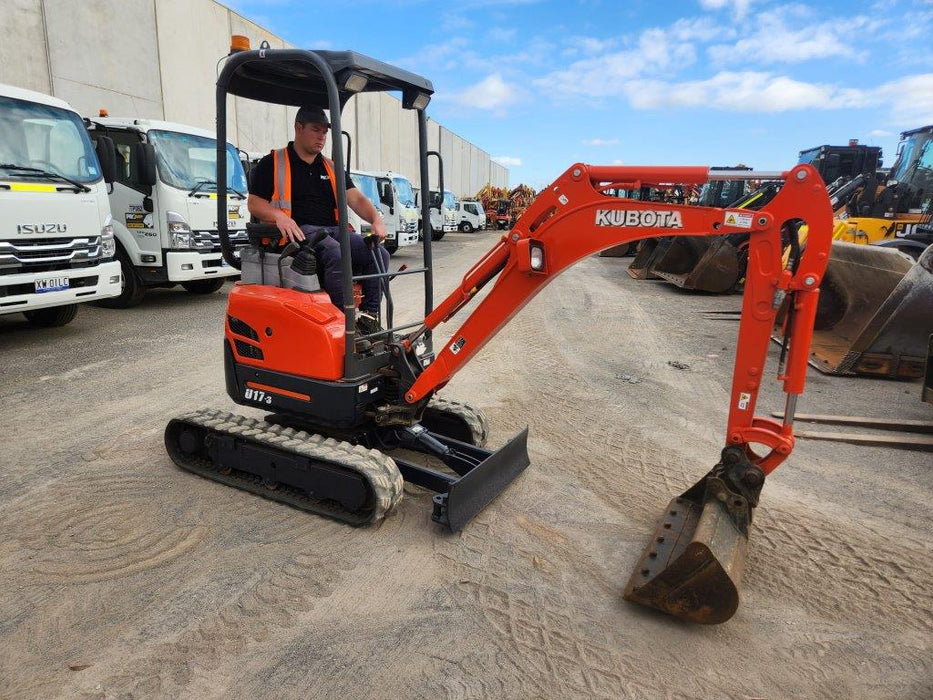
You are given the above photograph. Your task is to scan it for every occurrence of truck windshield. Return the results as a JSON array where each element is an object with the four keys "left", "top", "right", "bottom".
[
  {"left": 350, "top": 172, "right": 380, "bottom": 208},
  {"left": 148, "top": 129, "right": 247, "bottom": 193},
  {"left": 797, "top": 148, "right": 820, "bottom": 166},
  {"left": 0, "top": 95, "right": 100, "bottom": 184},
  {"left": 443, "top": 191, "right": 457, "bottom": 209},
  {"left": 393, "top": 177, "right": 416, "bottom": 207},
  {"left": 890, "top": 131, "right": 933, "bottom": 189}
]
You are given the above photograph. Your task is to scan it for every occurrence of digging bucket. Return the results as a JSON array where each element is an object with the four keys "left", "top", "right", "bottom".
[
  {"left": 624, "top": 446, "right": 764, "bottom": 624},
  {"left": 627, "top": 237, "right": 671, "bottom": 279},
  {"left": 804, "top": 242, "right": 932, "bottom": 379},
  {"left": 652, "top": 235, "right": 746, "bottom": 293}
]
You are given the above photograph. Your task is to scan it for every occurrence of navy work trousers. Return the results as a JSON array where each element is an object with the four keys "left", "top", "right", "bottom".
[{"left": 300, "top": 224, "right": 389, "bottom": 313}]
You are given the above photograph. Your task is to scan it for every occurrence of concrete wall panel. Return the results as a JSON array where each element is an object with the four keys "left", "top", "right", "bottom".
[
  {"left": 354, "top": 93, "right": 382, "bottom": 172},
  {"left": 155, "top": 0, "right": 231, "bottom": 134},
  {"left": 228, "top": 14, "right": 287, "bottom": 153},
  {"left": 0, "top": 1, "right": 52, "bottom": 95},
  {"left": 44, "top": 0, "right": 163, "bottom": 118},
  {"left": 378, "top": 93, "right": 399, "bottom": 173},
  {"left": 398, "top": 105, "right": 419, "bottom": 184}
]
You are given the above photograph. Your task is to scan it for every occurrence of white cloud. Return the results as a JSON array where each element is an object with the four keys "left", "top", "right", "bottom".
[
  {"left": 493, "top": 156, "right": 523, "bottom": 167},
  {"left": 442, "top": 14, "right": 474, "bottom": 32},
  {"left": 870, "top": 129, "right": 893, "bottom": 137},
  {"left": 699, "top": 0, "right": 753, "bottom": 21},
  {"left": 874, "top": 74, "right": 933, "bottom": 125},
  {"left": 707, "top": 7, "right": 876, "bottom": 65},
  {"left": 489, "top": 27, "right": 517, "bottom": 42},
  {"left": 452, "top": 74, "right": 521, "bottom": 112},
  {"left": 582, "top": 138, "right": 620, "bottom": 146},
  {"left": 621, "top": 71, "right": 869, "bottom": 112}
]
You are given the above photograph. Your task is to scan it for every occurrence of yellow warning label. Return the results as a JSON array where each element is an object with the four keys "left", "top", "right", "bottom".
[{"left": 726, "top": 214, "right": 736, "bottom": 225}]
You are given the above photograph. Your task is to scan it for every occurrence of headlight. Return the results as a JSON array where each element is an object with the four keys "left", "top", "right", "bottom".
[
  {"left": 100, "top": 220, "right": 116, "bottom": 259},
  {"left": 530, "top": 242, "right": 545, "bottom": 271},
  {"left": 167, "top": 211, "right": 194, "bottom": 249}
]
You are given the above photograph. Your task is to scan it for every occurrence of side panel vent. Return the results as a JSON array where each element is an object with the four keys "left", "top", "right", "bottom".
[{"left": 228, "top": 315, "right": 259, "bottom": 341}]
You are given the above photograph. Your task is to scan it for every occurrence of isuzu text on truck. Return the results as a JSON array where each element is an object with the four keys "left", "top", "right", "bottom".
[
  {"left": 0, "top": 84, "right": 121, "bottom": 327},
  {"left": 88, "top": 117, "right": 249, "bottom": 307}
]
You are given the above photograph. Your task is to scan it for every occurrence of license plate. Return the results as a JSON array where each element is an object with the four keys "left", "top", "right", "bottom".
[{"left": 35, "top": 277, "right": 69, "bottom": 293}]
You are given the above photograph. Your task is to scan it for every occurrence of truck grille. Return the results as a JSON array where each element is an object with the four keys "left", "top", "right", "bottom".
[
  {"left": 193, "top": 229, "right": 249, "bottom": 253},
  {"left": 0, "top": 236, "right": 102, "bottom": 276},
  {"left": 402, "top": 221, "right": 417, "bottom": 233}
]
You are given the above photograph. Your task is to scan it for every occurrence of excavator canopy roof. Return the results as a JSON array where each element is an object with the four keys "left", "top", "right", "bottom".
[{"left": 221, "top": 49, "right": 434, "bottom": 109}]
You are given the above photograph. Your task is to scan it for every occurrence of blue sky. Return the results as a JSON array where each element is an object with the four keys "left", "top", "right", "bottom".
[{"left": 227, "top": 0, "right": 933, "bottom": 189}]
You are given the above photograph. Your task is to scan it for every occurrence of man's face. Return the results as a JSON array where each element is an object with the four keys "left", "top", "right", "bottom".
[{"left": 295, "top": 121, "right": 328, "bottom": 155}]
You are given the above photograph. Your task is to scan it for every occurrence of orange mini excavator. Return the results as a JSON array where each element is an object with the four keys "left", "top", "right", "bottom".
[{"left": 165, "top": 46, "right": 833, "bottom": 624}]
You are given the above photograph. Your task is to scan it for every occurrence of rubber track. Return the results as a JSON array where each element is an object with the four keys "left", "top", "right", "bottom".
[
  {"left": 426, "top": 396, "right": 490, "bottom": 447},
  {"left": 168, "top": 409, "right": 404, "bottom": 526}
]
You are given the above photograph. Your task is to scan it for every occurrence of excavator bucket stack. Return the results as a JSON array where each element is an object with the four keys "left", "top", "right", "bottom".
[
  {"left": 796, "top": 242, "right": 933, "bottom": 379},
  {"left": 624, "top": 446, "right": 765, "bottom": 624},
  {"left": 627, "top": 238, "right": 671, "bottom": 279},
  {"left": 649, "top": 235, "right": 747, "bottom": 293}
]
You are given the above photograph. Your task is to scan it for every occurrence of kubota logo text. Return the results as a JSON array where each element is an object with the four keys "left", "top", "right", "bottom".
[
  {"left": 17, "top": 223, "right": 68, "bottom": 234},
  {"left": 595, "top": 210, "right": 683, "bottom": 228}
]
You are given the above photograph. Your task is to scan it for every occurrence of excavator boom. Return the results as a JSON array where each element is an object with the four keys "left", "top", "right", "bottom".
[{"left": 402, "top": 163, "right": 833, "bottom": 623}]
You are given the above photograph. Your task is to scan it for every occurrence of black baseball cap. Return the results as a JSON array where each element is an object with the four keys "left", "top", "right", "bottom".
[{"left": 295, "top": 106, "right": 330, "bottom": 127}]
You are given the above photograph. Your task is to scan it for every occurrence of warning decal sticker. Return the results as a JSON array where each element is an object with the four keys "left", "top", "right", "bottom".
[{"left": 724, "top": 211, "right": 753, "bottom": 229}]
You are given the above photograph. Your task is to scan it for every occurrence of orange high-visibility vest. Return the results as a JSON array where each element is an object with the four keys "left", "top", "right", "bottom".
[{"left": 270, "top": 148, "right": 340, "bottom": 224}]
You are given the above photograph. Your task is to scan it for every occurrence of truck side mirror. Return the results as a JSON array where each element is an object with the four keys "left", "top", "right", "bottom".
[
  {"left": 379, "top": 182, "right": 394, "bottom": 206},
  {"left": 95, "top": 135, "right": 117, "bottom": 185},
  {"left": 130, "top": 142, "right": 158, "bottom": 189}
]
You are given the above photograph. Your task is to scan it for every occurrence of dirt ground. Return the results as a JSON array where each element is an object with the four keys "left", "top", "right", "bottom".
[{"left": 1, "top": 229, "right": 930, "bottom": 699}]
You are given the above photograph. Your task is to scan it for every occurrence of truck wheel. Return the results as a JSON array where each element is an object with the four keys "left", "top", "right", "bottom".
[
  {"left": 23, "top": 304, "right": 78, "bottom": 327},
  {"left": 182, "top": 279, "right": 225, "bottom": 294},
  {"left": 385, "top": 241, "right": 398, "bottom": 255},
  {"left": 431, "top": 230, "right": 446, "bottom": 241},
  {"left": 96, "top": 248, "right": 146, "bottom": 308},
  {"left": 460, "top": 222, "right": 474, "bottom": 233}
]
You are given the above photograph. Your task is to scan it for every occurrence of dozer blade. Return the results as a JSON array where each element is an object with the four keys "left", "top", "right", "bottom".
[
  {"left": 624, "top": 446, "right": 764, "bottom": 624},
  {"left": 628, "top": 238, "right": 670, "bottom": 279},
  {"left": 433, "top": 427, "right": 530, "bottom": 531},
  {"left": 651, "top": 235, "right": 746, "bottom": 293},
  {"left": 798, "top": 242, "right": 933, "bottom": 379}
]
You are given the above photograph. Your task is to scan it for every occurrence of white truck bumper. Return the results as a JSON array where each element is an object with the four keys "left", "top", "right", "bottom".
[
  {"left": 397, "top": 229, "right": 420, "bottom": 247},
  {"left": 0, "top": 261, "right": 122, "bottom": 316},
  {"left": 165, "top": 251, "right": 239, "bottom": 282}
]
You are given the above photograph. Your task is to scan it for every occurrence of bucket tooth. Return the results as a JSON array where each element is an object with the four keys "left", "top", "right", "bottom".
[{"left": 624, "top": 446, "right": 764, "bottom": 624}]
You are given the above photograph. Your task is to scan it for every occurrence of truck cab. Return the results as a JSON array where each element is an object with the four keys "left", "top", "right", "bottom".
[
  {"left": 349, "top": 170, "right": 401, "bottom": 252},
  {"left": 366, "top": 170, "right": 419, "bottom": 252},
  {"left": 427, "top": 189, "right": 458, "bottom": 239},
  {"left": 0, "top": 83, "right": 121, "bottom": 327},
  {"left": 455, "top": 199, "right": 486, "bottom": 232},
  {"left": 88, "top": 117, "right": 250, "bottom": 307}
]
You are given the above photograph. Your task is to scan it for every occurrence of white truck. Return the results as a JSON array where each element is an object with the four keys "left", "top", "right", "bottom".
[
  {"left": 366, "top": 170, "right": 419, "bottom": 253},
  {"left": 455, "top": 199, "right": 487, "bottom": 232},
  {"left": 87, "top": 117, "right": 250, "bottom": 307},
  {"left": 349, "top": 170, "right": 400, "bottom": 252},
  {"left": 0, "top": 84, "right": 121, "bottom": 327},
  {"left": 423, "top": 189, "right": 458, "bottom": 240}
]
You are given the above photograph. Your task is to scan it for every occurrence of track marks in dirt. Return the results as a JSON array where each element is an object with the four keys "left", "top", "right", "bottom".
[
  {"left": 1, "top": 469, "right": 205, "bottom": 585},
  {"left": 73, "top": 526, "right": 363, "bottom": 698}
]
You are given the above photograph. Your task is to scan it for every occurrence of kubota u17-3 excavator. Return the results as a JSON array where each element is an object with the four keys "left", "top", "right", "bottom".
[{"left": 164, "top": 45, "right": 833, "bottom": 625}]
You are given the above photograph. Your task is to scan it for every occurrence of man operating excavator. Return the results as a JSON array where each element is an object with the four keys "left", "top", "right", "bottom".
[{"left": 247, "top": 105, "right": 388, "bottom": 336}]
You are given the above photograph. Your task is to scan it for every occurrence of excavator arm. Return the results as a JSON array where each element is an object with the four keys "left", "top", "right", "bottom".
[
  {"left": 406, "top": 163, "right": 833, "bottom": 475},
  {"left": 402, "top": 162, "right": 833, "bottom": 624}
]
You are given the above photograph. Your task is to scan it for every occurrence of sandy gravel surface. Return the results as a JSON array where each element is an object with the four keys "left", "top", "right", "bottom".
[{"left": 1, "top": 229, "right": 930, "bottom": 699}]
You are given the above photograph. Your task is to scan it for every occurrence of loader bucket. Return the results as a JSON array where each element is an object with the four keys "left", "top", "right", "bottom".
[
  {"left": 624, "top": 446, "right": 764, "bottom": 624},
  {"left": 802, "top": 242, "right": 933, "bottom": 379},
  {"left": 627, "top": 238, "right": 671, "bottom": 279},
  {"left": 651, "top": 235, "right": 746, "bottom": 293},
  {"left": 599, "top": 243, "right": 635, "bottom": 257}
]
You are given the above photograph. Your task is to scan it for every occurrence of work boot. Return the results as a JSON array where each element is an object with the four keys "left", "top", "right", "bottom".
[{"left": 356, "top": 311, "right": 383, "bottom": 337}]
